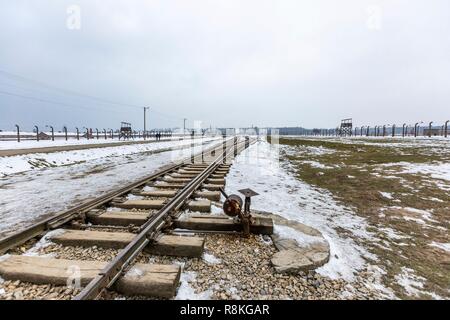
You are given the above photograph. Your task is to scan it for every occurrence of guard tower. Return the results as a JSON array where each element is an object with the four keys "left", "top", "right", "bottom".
[
  {"left": 119, "top": 122, "right": 133, "bottom": 140},
  {"left": 339, "top": 118, "right": 353, "bottom": 136}
]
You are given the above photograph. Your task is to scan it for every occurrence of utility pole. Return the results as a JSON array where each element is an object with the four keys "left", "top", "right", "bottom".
[{"left": 143, "top": 107, "right": 149, "bottom": 140}]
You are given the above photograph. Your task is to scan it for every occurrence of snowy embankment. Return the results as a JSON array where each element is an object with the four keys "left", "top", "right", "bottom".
[
  {"left": 0, "top": 137, "right": 221, "bottom": 176},
  {"left": 225, "top": 139, "right": 388, "bottom": 290},
  {"left": 0, "top": 139, "right": 221, "bottom": 237},
  {"left": 0, "top": 132, "right": 193, "bottom": 150}
]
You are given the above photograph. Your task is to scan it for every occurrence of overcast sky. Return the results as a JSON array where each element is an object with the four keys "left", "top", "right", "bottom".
[{"left": 0, "top": 0, "right": 449, "bottom": 131}]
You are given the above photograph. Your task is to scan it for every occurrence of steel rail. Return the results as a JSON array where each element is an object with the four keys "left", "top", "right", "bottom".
[
  {"left": 73, "top": 139, "right": 251, "bottom": 300},
  {"left": 0, "top": 138, "right": 233, "bottom": 254}
]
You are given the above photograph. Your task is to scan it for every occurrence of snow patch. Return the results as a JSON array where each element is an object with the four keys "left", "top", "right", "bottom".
[
  {"left": 394, "top": 267, "right": 442, "bottom": 299},
  {"left": 274, "top": 224, "right": 326, "bottom": 247},
  {"left": 395, "top": 267, "right": 426, "bottom": 297},
  {"left": 175, "top": 271, "right": 213, "bottom": 300},
  {"left": 259, "top": 235, "right": 273, "bottom": 246},
  {"left": 0, "top": 254, "right": 10, "bottom": 262},
  {"left": 300, "top": 161, "right": 334, "bottom": 169},
  {"left": 399, "top": 162, "right": 450, "bottom": 182},
  {"left": 389, "top": 206, "right": 438, "bottom": 225},
  {"left": 125, "top": 267, "right": 144, "bottom": 278},
  {"left": 430, "top": 242, "right": 450, "bottom": 252},
  {"left": 378, "top": 227, "right": 409, "bottom": 240},
  {"left": 126, "top": 194, "right": 143, "bottom": 200},
  {"left": 203, "top": 252, "right": 221, "bottom": 265},
  {"left": 362, "top": 265, "right": 397, "bottom": 299},
  {"left": 23, "top": 229, "right": 65, "bottom": 257},
  {"left": 379, "top": 192, "right": 393, "bottom": 200}
]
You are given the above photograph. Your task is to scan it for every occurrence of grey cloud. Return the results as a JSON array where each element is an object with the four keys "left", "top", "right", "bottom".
[{"left": 0, "top": 0, "right": 449, "bottom": 131}]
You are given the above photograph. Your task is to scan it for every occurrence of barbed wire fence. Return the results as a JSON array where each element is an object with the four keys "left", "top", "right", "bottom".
[
  {"left": 277, "top": 120, "right": 449, "bottom": 138},
  {"left": 0, "top": 125, "right": 180, "bottom": 142}
]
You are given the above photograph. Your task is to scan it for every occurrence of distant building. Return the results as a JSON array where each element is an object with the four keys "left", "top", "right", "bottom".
[
  {"left": 37, "top": 132, "right": 51, "bottom": 140},
  {"left": 423, "top": 128, "right": 442, "bottom": 136}
]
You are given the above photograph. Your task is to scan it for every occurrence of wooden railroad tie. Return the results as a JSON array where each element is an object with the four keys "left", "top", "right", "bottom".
[
  {"left": 0, "top": 255, "right": 180, "bottom": 298},
  {"left": 50, "top": 230, "right": 205, "bottom": 258}
]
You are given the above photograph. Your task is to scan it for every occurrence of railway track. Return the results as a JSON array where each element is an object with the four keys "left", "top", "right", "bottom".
[{"left": 0, "top": 136, "right": 274, "bottom": 300}]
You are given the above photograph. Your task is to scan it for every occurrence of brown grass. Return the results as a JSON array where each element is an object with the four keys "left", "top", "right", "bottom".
[{"left": 279, "top": 137, "right": 450, "bottom": 299}]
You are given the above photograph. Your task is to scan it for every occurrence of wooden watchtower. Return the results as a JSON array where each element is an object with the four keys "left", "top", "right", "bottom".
[
  {"left": 339, "top": 118, "right": 353, "bottom": 136},
  {"left": 119, "top": 122, "right": 133, "bottom": 140}
]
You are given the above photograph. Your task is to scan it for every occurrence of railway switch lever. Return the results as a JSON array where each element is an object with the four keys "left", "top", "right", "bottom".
[{"left": 220, "top": 187, "right": 259, "bottom": 237}]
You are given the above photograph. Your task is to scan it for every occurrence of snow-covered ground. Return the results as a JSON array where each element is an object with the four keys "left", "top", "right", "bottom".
[
  {"left": 226, "top": 139, "right": 376, "bottom": 281},
  {"left": 0, "top": 134, "right": 208, "bottom": 150},
  {"left": 283, "top": 135, "right": 450, "bottom": 151},
  {"left": 398, "top": 162, "right": 450, "bottom": 182},
  {"left": 0, "top": 138, "right": 221, "bottom": 237},
  {"left": 0, "top": 137, "right": 221, "bottom": 176},
  {"left": 225, "top": 139, "right": 397, "bottom": 298}
]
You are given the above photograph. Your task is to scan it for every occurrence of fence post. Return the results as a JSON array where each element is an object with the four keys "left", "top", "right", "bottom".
[
  {"left": 15, "top": 124, "right": 20, "bottom": 142},
  {"left": 428, "top": 122, "right": 433, "bottom": 137},
  {"left": 64, "top": 126, "right": 68, "bottom": 141},
  {"left": 35, "top": 125, "right": 39, "bottom": 142},
  {"left": 392, "top": 124, "right": 396, "bottom": 137},
  {"left": 445, "top": 120, "right": 449, "bottom": 138},
  {"left": 76, "top": 127, "right": 79, "bottom": 140}
]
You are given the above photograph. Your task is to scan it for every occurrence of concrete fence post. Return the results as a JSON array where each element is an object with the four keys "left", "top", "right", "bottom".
[
  {"left": 15, "top": 124, "right": 20, "bottom": 142},
  {"left": 35, "top": 125, "right": 39, "bottom": 142},
  {"left": 445, "top": 120, "right": 449, "bottom": 138}
]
